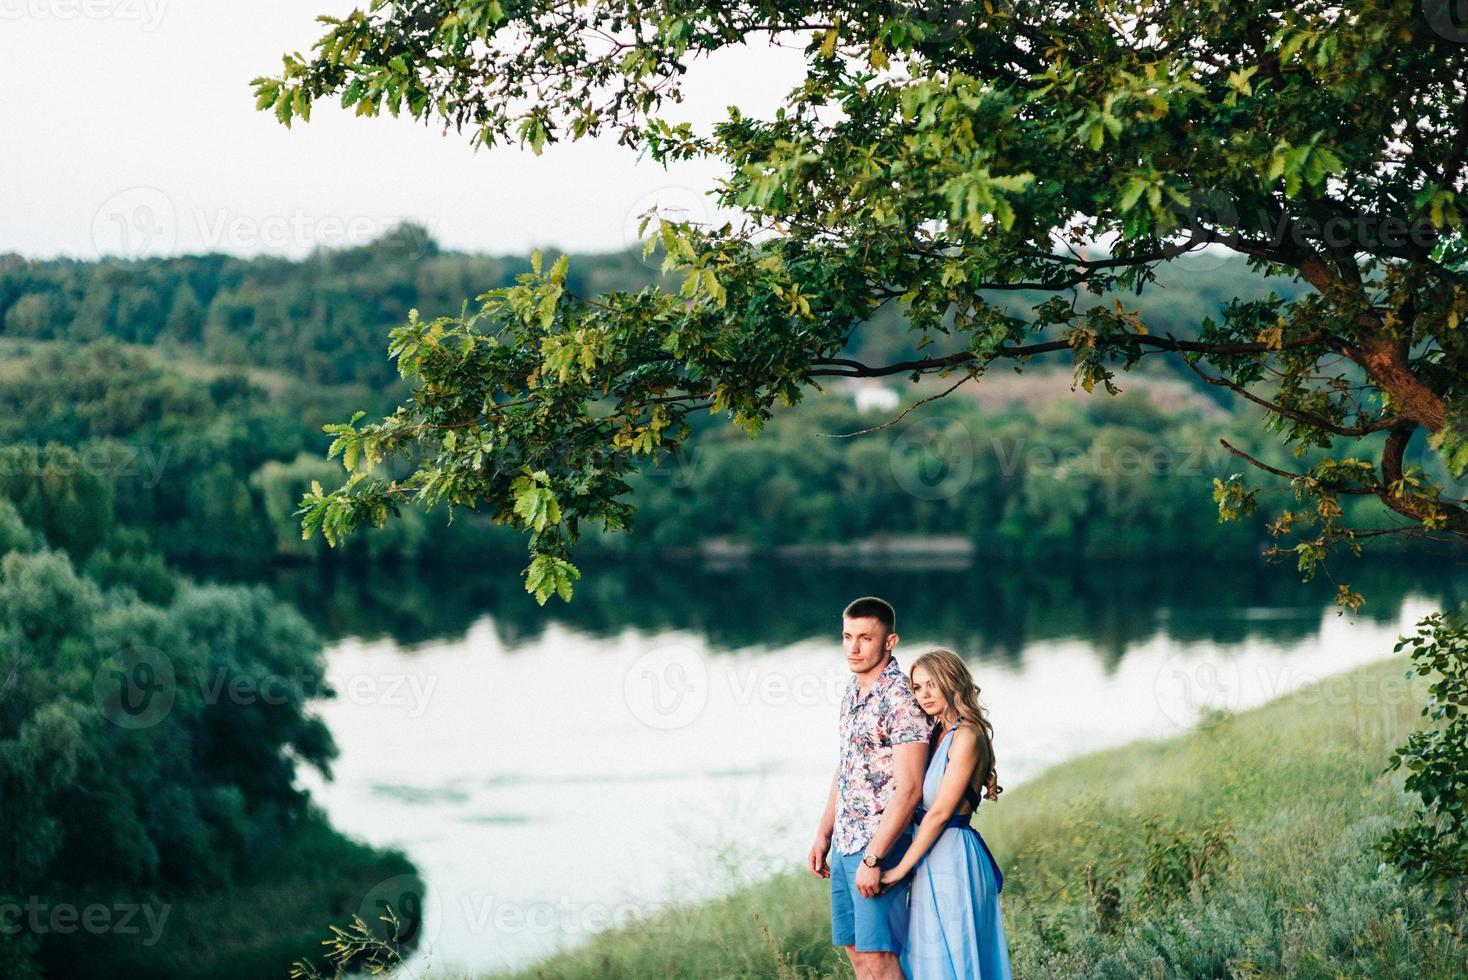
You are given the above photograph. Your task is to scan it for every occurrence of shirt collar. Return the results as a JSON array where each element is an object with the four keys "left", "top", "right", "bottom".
[{"left": 851, "top": 654, "right": 904, "bottom": 704}]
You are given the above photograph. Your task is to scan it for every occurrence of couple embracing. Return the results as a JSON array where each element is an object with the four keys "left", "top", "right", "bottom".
[{"left": 809, "top": 596, "right": 1012, "bottom": 980}]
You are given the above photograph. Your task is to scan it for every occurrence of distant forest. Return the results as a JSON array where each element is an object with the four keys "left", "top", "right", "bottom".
[
  {"left": 0, "top": 222, "right": 1305, "bottom": 392},
  {"left": 0, "top": 225, "right": 1386, "bottom": 591}
]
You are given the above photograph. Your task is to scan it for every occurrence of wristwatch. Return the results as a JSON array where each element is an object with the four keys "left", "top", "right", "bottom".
[{"left": 861, "top": 852, "right": 880, "bottom": 868}]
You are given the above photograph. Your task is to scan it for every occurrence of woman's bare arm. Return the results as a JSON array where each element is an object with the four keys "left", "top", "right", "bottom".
[{"left": 881, "top": 727, "right": 979, "bottom": 884}]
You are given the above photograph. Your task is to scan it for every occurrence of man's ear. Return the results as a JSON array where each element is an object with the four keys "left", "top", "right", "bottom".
[{"left": 886, "top": 632, "right": 899, "bottom": 652}]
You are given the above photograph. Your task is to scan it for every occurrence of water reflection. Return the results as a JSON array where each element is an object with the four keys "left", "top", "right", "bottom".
[{"left": 275, "top": 551, "right": 1464, "bottom": 662}]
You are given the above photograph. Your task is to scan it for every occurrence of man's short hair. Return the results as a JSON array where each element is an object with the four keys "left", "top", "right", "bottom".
[{"left": 842, "top": 596, "right": 896, "bottom": 636}]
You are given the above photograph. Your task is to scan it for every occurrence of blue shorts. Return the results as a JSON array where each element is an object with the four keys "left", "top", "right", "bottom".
[{"left": 830, "top": 830, "right": 914, "bottom": 953}]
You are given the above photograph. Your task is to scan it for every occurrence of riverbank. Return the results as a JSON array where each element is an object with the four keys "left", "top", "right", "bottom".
[{"left": 478, "top": 654, "right": 1467, "bottom": 979}]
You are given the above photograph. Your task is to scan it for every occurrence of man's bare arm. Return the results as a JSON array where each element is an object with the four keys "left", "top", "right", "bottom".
[
  {"left": 853, "top": 742, "right": 926, "bottom": 897},
  {"left": 865, "top": 742, "right": 926, "bottom": 861},
  {"left": 808, "top": 765, "right": 838, "bottom": 877}
]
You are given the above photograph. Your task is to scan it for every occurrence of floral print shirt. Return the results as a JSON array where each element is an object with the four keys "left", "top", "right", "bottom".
[{"left": 834, "top": 655, "right": 934, "bottom": 855}]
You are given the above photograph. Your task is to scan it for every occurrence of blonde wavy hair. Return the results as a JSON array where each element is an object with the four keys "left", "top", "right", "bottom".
[{"left": 910, "top": 648, "right": 1002, "bottom": 804}]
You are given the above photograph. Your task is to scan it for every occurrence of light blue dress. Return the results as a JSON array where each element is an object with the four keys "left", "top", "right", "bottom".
[{"left": 902, "top": 726, "right": 1014, "bottom": 980}]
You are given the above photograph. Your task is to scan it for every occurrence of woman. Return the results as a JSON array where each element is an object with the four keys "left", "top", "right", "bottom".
[{"left": 880, "top": 648, "right": 1012, "bottom": 980}]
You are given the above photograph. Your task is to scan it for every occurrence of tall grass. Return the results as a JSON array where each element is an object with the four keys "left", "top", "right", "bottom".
[{"left": 477, "top": 656, "right": 1467, "bottom": 979}]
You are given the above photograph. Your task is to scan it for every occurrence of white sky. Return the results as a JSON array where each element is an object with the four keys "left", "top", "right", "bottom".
[{"left": 1, "top": 1, "right": 809, "bottom": 260}]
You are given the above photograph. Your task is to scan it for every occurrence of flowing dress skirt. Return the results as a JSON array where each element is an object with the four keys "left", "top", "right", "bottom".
[{"left": 903, "top": 822, "right": 1013, "bottom": 980}]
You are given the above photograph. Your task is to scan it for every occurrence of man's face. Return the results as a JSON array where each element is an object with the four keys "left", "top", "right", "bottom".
[{"left": 842, "top": 615, "right": 894, "bottom": 675}]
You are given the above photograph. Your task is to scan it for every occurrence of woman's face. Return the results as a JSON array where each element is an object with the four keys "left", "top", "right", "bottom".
[{"left": 911, "top": 665, "right": 947, "bottom": 718}]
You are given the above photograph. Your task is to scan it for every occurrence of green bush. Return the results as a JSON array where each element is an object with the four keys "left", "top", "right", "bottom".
[{"left": 1381, "top": 604, "right": 1468, "bottom": 906}]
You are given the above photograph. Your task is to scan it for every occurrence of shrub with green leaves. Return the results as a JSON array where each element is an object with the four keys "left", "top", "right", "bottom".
[{"left": 1381, "top": 603, "right": 1468, "bottom": 905}]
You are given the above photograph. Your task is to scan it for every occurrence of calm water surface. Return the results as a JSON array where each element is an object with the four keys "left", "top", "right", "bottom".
[{"left": 290, "top": 555, "right": 1464, "bottom": 975}]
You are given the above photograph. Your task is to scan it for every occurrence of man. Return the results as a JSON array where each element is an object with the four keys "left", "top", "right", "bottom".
[{"left": 809, "top": 596, "right": 934, "bottom": 980}]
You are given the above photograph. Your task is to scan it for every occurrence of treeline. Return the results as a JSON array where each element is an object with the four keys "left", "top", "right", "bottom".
[
  {"left": 0, "top": 330, "right": 1409, "bottom": 592},
  {"left": 0, "top": 333, "right": 1327, "bottom": 589},
  {"left": 0, "top": 226, "right": 655, "bottom": 389},
  {"left": 1, "top": 225, "right": 1301, "bottom": 392},
  {"left": 599, "top": 387, "right": 1407, "bottom": 560},
  {"left": 0, "top": 338, "right": 518, "bottom": 584}
]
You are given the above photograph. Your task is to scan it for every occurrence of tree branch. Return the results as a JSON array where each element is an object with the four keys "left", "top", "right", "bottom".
[
  {"left": 1217, "top": 438, "right": 1377, "bottom": 493},
  {"left": 1177, "top": 347, "right": 1403, "bottom": 437},
  {"left": 820, "top": 372, "right": 976, "bottom": 437},
  {"left": 807, "top": 330, "right": 1335, "bottom": 378}
]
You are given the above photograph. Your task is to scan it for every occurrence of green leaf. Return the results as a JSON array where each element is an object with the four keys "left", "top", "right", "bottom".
[
  {"left": 820, "top": 26, "right": 839, "bottom": 59},
  {"left": 1118, "top": 177, "right": 1149, "bottom": 212}
]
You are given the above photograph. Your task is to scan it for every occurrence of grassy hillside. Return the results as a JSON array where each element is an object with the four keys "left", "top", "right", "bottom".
[{"left": 480, "top": 655, "right": 1467, "bottom": 979}]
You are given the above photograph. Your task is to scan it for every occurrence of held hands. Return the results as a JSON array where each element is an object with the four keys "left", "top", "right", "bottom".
[
  {"left": 855, "top": 860, "right": 883, "bottom": 898},
  {"left": 879, "top": 862, "right": 912, "bottom": 890}
]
